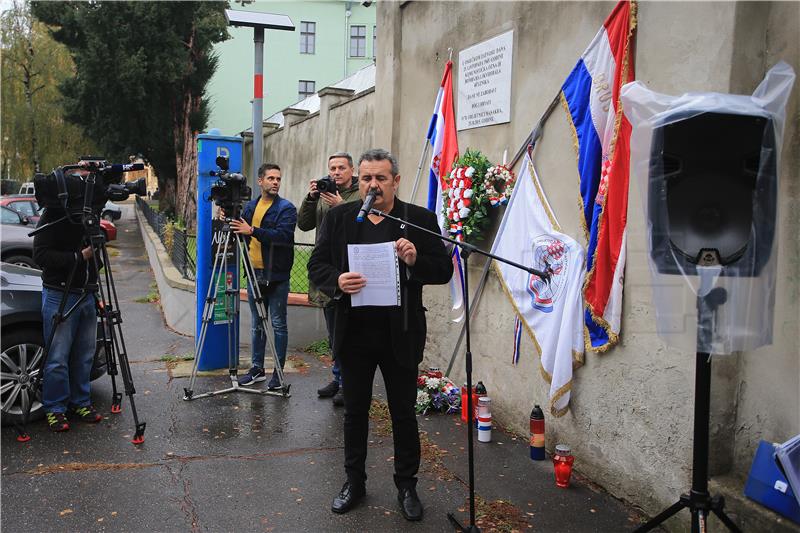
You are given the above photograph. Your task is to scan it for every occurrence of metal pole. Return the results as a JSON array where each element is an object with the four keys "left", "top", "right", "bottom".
[{"left": 252, "top": 27, "right": 264, "bottom": 190}]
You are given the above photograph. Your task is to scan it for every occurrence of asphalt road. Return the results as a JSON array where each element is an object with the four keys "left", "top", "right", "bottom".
[{"left": 1, "top": 202, "right": 649, "bottom": 532}]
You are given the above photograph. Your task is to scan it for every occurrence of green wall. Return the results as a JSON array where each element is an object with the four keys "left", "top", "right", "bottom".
[{"left": 207, "top": 0, "right": 376, "bottom": 136}]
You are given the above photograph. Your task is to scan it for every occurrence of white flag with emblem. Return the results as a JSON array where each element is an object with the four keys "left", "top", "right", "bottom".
[{"left": 491, "top": 154, "right": 586, "bottom": 417}]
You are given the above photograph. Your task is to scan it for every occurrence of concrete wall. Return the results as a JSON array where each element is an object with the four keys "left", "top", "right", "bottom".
[
  {"left": 373, "top": 0, "right": 800, "bottom": 527},
  {"left": 249, "top": 86, "right": 376, "bottom": 245}
]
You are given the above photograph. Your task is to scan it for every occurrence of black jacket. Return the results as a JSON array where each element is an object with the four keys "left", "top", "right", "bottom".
[
  {"left": 33, "top": 208, "right": 100, "bottom": 291},
  {"left": 241, "top": 194, "right": 297, "bottom": 283},
  {"left": 307, "top": 199, "right": 453, "bottom": 367}
]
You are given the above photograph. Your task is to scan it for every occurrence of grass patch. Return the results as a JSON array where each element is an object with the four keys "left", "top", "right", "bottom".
[
  {"left": 304, "top": 339, "right": 330, "bottom": 357},
  {"left": 160, "top": 352, "right": 195, "bottom": 363},
  {"left": 107, "top": 247, "right": 121, "bottom": 257},
  {"left": 134, "top": 282, "right": 160, "bottom": 303}
]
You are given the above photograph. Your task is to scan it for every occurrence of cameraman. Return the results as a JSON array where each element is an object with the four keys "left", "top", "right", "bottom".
[
  {"left": 33, "top": 165, "right": 104, "bottom": 432},
  {"left": 229, "top": 163, "right": 297, "bottom": 389},
  {"left": 297, "top": 152, "right": 360, "bottom": 406}
]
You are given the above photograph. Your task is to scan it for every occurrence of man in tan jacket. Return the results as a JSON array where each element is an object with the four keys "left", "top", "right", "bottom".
[{"left": 298, "top": 152, "right": 360, "bottom": 406}]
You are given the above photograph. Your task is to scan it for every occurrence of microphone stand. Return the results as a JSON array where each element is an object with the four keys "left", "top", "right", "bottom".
[{"left": 369, "top": 207, "right": 549, "bottom": 533}]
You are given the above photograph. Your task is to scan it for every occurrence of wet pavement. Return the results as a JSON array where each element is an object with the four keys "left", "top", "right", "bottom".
[{"left": 1, "top": 202, "right": 649, "bottom": 532}]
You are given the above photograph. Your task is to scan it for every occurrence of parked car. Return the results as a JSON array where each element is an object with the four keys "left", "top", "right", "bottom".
[
  {"left": 0, "top": 194, "right": 42, "bottom": 224},
  {"left": 0, "top": 263, "right": 108, "bottom": 425},
  {"left": 1, "top": 206, "right": 117, "bottom": 269},
  {"left": 1, "top": 206, "right": 36, "bottom": 268},
  {"left": 18, "top": 182, "right": 34, "bottom": 195},
  {"left": 101, "top": 200, "right": 122, "bottom": 221}
]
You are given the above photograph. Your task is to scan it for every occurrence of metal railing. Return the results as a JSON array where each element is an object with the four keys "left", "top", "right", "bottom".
[
  {"left": 136, "top": 197, "right": 314, "bottom": 292},
  {"left": 136, "top": 197, "right": 195, "bottom": 280}
]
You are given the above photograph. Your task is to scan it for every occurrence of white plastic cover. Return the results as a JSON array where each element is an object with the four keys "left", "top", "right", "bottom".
[{"left": 620, "top": 61, "right": 795, "bottom": 354}]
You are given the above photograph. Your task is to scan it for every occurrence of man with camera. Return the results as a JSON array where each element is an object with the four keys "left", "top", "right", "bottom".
[
  {"left": 33, "top": 164, "right": 104, "bottom": 432},
  {"left": 297, "top": 152, "right": 360, "bottom": 406},
  {"left": 308, "top": 149, "right": 453, "bottom": 521},
  {"left": 228, "top": 163, "right": 297, "bottom": 389}
]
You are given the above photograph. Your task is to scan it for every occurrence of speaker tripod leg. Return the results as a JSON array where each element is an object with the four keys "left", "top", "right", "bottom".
[
  {"left": 710, "top": 504, "right": 742, "bottom": 533},
  {"left": 633, "top": 499, "right": 687, "bottom": 532}
]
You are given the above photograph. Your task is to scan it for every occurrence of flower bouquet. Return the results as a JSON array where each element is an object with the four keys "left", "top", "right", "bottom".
[
  {"left": 442, "top": 149, "right": 516, "bottom": 243},
  {"left": 415, "top": 370, "right": 461, "bottom": 415}
]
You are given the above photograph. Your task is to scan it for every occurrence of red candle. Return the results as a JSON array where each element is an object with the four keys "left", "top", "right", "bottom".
[{"left": 553, "top": 444, "right": 574, "bottom": 488}]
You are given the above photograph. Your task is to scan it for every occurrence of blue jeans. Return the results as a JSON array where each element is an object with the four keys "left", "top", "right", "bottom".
[
  {"left": 247, "top": 275, "right": 289, "bottom": 370},
  {"left": 323, "top": 305, "right": 341, "bottom": 385},
  {"left": 41, "top": 288, "right": 97, "bottom": 414}
]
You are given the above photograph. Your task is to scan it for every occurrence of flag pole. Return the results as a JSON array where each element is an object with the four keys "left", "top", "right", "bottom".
[
  {"left": 445, "top": 92, "right": 560, "bottom": 377},
  {"left": 409, "top": 48, "right": 454, "bottom": 205}
]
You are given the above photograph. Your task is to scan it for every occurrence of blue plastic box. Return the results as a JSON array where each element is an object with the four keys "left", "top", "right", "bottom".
[{"left": 744, "top": 440, "right": 800, "bottom": 524}]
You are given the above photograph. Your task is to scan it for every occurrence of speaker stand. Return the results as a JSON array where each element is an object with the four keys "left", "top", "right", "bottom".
[{"left": 635, "top": 289, "right": 741, "bottom": 533}]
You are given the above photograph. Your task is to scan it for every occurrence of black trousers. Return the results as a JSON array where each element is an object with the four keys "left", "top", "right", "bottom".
[{"left": 339, "top": 329, "right": 420, "bottom": 490}]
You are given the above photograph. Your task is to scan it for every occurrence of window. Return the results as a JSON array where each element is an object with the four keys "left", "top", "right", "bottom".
[
  {"left": 300, "top": 21, "right": 315, "bottom": 54},
  {"left": 9, "top": 200, "right": 35, "bottom": 217},
  {"left": 349, "top": 25, "right": 366, "bottom": 57},
  {"left": 1, "top": 206, "right": 21, "bottom": 224},
  {"left": 298, "top": 80, "right": 316, "bottom": 99},
  {"left": 372, "top": 25, "right": 377, "bottom": 60}
]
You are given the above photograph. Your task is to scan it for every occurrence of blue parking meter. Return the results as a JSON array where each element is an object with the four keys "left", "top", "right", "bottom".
[{"left": 196, "top": 131, "right": 243, "bottom": 370}]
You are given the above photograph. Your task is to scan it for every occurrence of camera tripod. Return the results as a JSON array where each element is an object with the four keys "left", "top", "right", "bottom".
[
  {"left": 182, "top": 218, "right": 290, "bottom": 401},
  {"left": 15, "top": 203, "right": 146, "bottom": 445}
]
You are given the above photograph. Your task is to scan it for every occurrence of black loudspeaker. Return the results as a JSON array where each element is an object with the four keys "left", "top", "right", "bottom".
[{"left": 648, "top": 111, "right": 777, "bottom": 276}]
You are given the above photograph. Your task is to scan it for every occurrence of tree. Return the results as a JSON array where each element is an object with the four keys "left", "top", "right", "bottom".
[
  {"left": 31, "top": 1, "right": 228, "bottom": 226},
  {"left": 1, "top": 0, "right": 96, "bottom": 180}
]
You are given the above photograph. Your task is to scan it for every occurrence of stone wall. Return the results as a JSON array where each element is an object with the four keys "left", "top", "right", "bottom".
[{"left": 374, "top": 0, "right": 800, "bottom": 525}]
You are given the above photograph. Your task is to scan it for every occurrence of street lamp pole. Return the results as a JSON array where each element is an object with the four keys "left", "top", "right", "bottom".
[{"left": 224, "top": 9, "right": 294, "bottom": 190}]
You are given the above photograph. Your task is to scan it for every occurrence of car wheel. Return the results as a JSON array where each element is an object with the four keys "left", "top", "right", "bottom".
[
  {"left": 1, "top": 327, "right": 45, "bottom": 425},
  {"left": 102, "top": 212, "right": 114, "bottom": 221},
  {"left": 4, "top": 255, "right": 37, "bottom": 269}
]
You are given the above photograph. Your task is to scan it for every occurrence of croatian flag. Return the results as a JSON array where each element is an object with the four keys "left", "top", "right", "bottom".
[
  {"left": 427, "top": 60, "right": 464, "bottom": 320},
  {"left": 560, "top": 0, "right": 636, "bottom": 351}
]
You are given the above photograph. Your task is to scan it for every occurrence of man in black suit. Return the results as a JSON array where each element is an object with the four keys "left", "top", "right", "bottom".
[{"left": 308, "top": 148, "right": 453, "bottom": 521}]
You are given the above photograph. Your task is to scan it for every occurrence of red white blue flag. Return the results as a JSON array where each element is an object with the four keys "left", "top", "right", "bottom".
[
  {"left": 427, "top": 60, "right": 464, "bottom": 320},
  {"left": 560, "top": 0, "right": 636, "bottom": 351}
]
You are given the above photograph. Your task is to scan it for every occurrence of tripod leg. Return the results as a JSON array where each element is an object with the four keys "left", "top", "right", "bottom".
[
  {"left": 185, "top": 231, "right": 232, "bottom": 397},
  {"left": 710, "top": 506, "right": 742, "bottom": 533},
  {"left": 633, "top": 499, "right": 687, "bottom": 532},
  {"left": 97, "top": 302, "right": 122, "bottom": 413}
]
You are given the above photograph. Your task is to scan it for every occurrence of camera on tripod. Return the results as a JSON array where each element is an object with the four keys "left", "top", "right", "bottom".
[
  {"left": 315, "top": 175, "right": 336, "bottom": 194},
  {"left": 34, "top": 156, "right": 147, "bottom": 215},
  {"left": 210, "top": 156, "right": 251, "bottom": 219}
]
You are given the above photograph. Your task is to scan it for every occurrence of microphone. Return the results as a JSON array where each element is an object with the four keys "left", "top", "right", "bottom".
[{"left": 356, "top": 189, "right": 378, "bottom": 222}]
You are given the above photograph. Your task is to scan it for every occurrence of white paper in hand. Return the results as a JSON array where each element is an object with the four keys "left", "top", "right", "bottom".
[{"left": 347, "top": 242, "right": 401, "bottom": 307}]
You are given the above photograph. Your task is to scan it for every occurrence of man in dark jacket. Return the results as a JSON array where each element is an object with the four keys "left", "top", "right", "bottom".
[
  {"left": 298, "top": 151, "right": 360, "bottom": 406},
  {"left": 229, "top": 163, "right": 297, "bottom": 389},
  {"left": 308, "top": 149, "right": 453, "bottom": 521},
  {"left": 33, "top": 167, "right": 104, "bottom": 432}
]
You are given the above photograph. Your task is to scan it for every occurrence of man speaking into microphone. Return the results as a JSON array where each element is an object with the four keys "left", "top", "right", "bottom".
[{"left": 308, "top": 149, "right": 452, "bottom": 521}]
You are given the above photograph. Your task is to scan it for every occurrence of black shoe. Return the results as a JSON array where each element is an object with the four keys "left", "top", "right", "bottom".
[
  {"left": 331, "top": 481, "right": 365, "bottom": 514},
  {"left": 332, "top": 388, "right": 344, "bottom": 406},
  {"left": 238, "top": 366, "right": 266, "bottom": 386},
  {"left": 317, "top": 379, "right": 339, "bottom": 398},
  {"left": 267, "top": 369, "right": 282, "bottom": 391},
  {"left": 397, "top": 487, "right": 423, "bottom": 521}
]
